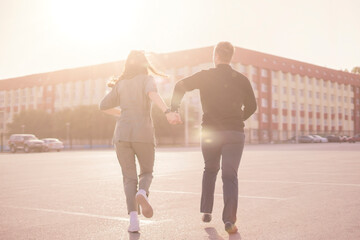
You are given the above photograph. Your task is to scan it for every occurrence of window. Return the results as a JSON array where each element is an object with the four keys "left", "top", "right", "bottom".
[
  {"left": 282, "top": 101, "right": 287, "bottom": 109},
  {"left": 316, "top": 92, "right": 320, "bottom": 99},
  {"left": 261, "top": 98, "right": 268, "bottom": 108},
  {"left": 309, "top": 91, "right": 312, "bottom": 98},
  {"left": 338, "top": 96, "right": 342, "bottom": 102},
  {"left": 323, "top": 93, "right": 327, "bottom": 100},
  {"left": 324, "top": 106, "right": 327, "bottom": 113},
  {"left": 261, "top": 83, "right": 267, "bottom": 92},
  {"left": 262, "top": 113, "right": 268, "bottom": 123},
  {"left": 292, "top": 102, "right": 296, "bottom": 110},
  {"left": 291, "top": 88, "right": 296, "bottom": 96},
  {"left": 0, "top": 91, "right": 4, "bottom": 107},
  {"left": 338, "top": 107, "right": 342, "bottom": 113},
  {"left": 261, "top": 69, "right": 268, "bottom": 77},
  {"left": 252, "top": 67, "right": 257, "bottom": 75},
  {"left": 272, "top": 114, "right": 278, "bottom": 123},
  {"left": 338, "top": 84, "right": 342, "bottom": 90},
  {"left": 14, "top": 90, "right": 19, "bottom": 106},
  {"left": 331, "top": 95, "right": 335, "bottom": 102},
  {"left": 331, "top": 107, "right": 335, "bottom": 114},
  {"left": 272, "top": 85, "right": 277, "bottom": 93},
  {"left": 300, "top": 104, "right": 304, "bottom": 111},
  {"left": 344, "top": 97, "right": 348, "bottom": 103},
  {"left": 47, "top": 85, "right": 52, "bottom": 91},
  {"left": 251, "top": 82, "right": 257, "bottom": 91},
  {"left": 21, "top": 89, "right": 26, "bottom": 105},
  {"left": 283, "top": 87, "right": 287, "bottom": 94},
  {"left": 271, "top": 71, "right": 276, "bottom": 79},
  {"left": 316, "top": 79, "right": 320, "bottom": 86},
  {"left": 308, "top": 104, "right": 312, "bottom": 112},
  {"left": 282, "top": 116, "right": 287, "bottom": 123},
  {"left": 316, "top": 105, "right": 320, "bottom": 112},
  {"left": 323, "top": 81, "right": 327, "bottom": 87},
  {"left": 272, "top": 100, "right": 278, "bottom": 108},
  {"left": 292, "top": 116, "right": 296, "bottom": 124},
  {"left": 300, "top": 89, "right": 304, "bottom": 97},
  {"left": 301, "top": 117, "right": 305, "bottom": 124},
  {"left": 308, "top": 78, "right": 312, "bottom": 85},
  {"left": 252, "top": 129, "right": 258, "bottom": 138}
]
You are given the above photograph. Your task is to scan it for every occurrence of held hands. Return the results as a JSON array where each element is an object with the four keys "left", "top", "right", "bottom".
[{"left": 166, "top": 112, "right": 182, "bottom": 125}]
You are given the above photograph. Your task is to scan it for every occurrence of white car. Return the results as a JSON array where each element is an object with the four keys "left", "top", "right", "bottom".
[
  {"left": 41, "top": 138, "right": 64, "bottom": 152},
  {"left": 310, "top": 135, "right": 328, "bottom": 143}
]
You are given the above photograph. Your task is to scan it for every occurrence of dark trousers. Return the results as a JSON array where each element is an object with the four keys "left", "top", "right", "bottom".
[{"left": 200, "top": 130, "right": 245, "bottom": 224}]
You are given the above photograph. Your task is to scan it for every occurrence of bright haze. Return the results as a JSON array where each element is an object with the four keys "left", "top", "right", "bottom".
[{"left": 0, "top": 0, "right": 359, "bottom": 79}]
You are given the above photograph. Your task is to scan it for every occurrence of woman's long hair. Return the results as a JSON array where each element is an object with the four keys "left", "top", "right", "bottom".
[{"left": 108, "top": 50, "right": 166, "bottom": 87}]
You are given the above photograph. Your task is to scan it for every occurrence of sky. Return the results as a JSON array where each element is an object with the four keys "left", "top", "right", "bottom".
[{"left": 0, "top": 0, "right": 359, "bottom": 80}]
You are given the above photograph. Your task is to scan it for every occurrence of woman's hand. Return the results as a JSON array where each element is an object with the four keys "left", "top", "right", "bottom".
[{"left": 166, "top": 112, "right": 182, "bottom": 125}]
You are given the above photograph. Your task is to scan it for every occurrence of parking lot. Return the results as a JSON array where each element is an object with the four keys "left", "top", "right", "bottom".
[{"left": 0, "top": 143, "right": 360, "bottom": 240}]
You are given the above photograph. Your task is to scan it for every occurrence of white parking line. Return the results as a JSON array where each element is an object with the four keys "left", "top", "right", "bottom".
[
  {"left": 1, "top": 206, "right": 167, "bottom": 225},
  {"left": 239, "top": 180, "right": 360, "bottom": 187},
  {"left": 151, "top": 190, "right": 286, "bottom": 200}
]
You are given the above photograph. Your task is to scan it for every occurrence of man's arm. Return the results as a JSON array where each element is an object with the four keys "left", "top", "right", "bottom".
[
  {"left": 171, "top": 71, "right": 204, "bottom": 111},
  {"left": 243, "top": 80, "right": 257, "bottom": 121}
]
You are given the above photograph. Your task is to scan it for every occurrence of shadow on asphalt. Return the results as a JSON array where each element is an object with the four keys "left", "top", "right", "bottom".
[
  {"left": 205, "top": 227, "right": 242, "bottom": 240},
  {"left": 128, "top": 232, "right": 140, "bottom": 240}
]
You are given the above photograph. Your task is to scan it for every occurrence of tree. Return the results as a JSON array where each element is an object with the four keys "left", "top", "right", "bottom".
[
  {"left": 7, "top": 110, "right": 52, "bottom": 138},
  {"left": 351, "top": 66, "right": 360, "bottom": 74}
]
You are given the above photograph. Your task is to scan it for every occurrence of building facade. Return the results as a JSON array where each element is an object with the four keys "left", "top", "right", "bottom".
[{"left": 1, "top": 46, "right": 359, "bottom": 143}]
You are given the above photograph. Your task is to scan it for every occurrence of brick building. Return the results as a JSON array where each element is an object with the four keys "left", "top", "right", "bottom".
[{"left": 1, "top": 46, "right": 359, "bottom": 143}]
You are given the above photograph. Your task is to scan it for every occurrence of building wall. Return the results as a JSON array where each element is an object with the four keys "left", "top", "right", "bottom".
[{"left": 0, "top": 46, "right": 359, "bottom": 142}]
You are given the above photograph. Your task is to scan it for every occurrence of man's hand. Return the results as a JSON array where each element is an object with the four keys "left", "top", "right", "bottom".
[{"left": 166, "top": 112, "right": 182, "bottom": 125}]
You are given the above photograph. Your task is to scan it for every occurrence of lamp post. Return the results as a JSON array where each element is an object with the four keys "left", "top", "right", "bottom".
[{"left": 66, "top": 122, "right": 70, "bottom": 150}]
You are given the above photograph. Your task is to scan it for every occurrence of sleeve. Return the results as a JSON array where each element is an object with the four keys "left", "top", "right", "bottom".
[
  {"left": 99, "top": 83, "right": 120, "bottom": 110},
  {"left": 145, "top": 76, "right": 158, "bottom": 93},
  {"left": 243, "top": 79, "right": 257, "bottom": 121},
  {"left": 170, "top": 71, "right": 204, "bottom": 111}
]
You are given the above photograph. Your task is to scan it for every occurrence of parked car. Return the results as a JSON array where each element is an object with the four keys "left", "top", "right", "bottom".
[
  {"left": 326, "top": 135, "right": 341, "bottom": 142},
  {"left": 347, "top": 134, "right": 360, "bottom": 143},
  {"left": 310, "top": 135, "right": 328, "bottom": 143},
  {"left": 288, "top": 136, "right": 314, "bottom": 143},
  {"left": 41, "top": 138, "right": 64, "bottom": 152},
  {"left": 339, "top": 135, "right": 351, "bottom": 142},
  {"left": 8, "top": 134, "right": 45, "bottom": 153}
]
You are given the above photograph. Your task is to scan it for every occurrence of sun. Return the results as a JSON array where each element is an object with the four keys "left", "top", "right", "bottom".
[{"left": 50, "top": 0, "right": 141, "bottom": 43}]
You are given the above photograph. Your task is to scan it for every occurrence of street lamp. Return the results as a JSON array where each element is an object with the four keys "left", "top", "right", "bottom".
[{"left": 66, "top": 122, "right": 71, "bottom": 149}]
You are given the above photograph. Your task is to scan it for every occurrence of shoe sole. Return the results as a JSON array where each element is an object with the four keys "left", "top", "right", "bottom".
[{"left": 136, "top": 194, "right": 153, "bottom": 218}]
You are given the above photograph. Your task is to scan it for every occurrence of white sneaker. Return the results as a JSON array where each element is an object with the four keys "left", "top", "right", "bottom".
[
  {"left": 136, "top": 190, "right": 153, "bottom": 218},
  {"left": 128, "top": 212, "right": 140, "bottom": 233}
]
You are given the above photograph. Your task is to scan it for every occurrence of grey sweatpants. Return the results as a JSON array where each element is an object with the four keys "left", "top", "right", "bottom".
[
  {"left": 200, "top": 130, "right": 245, "bottom": 224},
  {"left": 115, "top": 141, "right": 155, "bottom": 213}
]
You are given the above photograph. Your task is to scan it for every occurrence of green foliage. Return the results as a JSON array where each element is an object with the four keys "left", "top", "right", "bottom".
[
  {"left": 351, "top": 66, "right": 360, "bottom": 74},
  {"left": 7, "top": 106, "right": 116, "bottom": 140}
]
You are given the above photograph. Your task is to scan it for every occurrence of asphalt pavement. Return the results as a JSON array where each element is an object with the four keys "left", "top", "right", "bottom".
[{"left": 0, "top": 143, "right": 360, "bottom": 240}]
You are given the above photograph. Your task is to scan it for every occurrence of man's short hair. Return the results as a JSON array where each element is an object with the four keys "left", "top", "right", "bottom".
[{"left": 214, "top": 42, "right": 234, "bottom": 63}]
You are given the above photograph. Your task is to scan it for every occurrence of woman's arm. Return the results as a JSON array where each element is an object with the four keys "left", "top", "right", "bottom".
[
  {"left": 148, "top": 92, "right": 168, "bottom": 112},
  {"left": 102, "top": 108, "right": 122, "bottom": 117},
  {"left": 148, "top": 91, "right": 182, "bottom": 124}
]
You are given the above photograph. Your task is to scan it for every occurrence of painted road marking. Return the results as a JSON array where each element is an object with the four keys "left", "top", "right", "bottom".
[
  {"left": 1, "top": 206, "right": 171, "bottom": 225},
  {"left": 151, "top": 190, "right": 287, "bottom": 201},
  {"left": 239, "top": 180, "right": 360, "bottom": 187}
]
